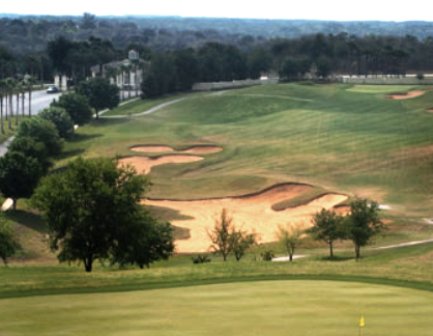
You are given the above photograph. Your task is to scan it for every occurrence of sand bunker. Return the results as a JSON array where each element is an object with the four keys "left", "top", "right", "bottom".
[
  {"left": 129, "top": 145, "right": 175, "bottom": 153},
  {"left": 119, "top": 155, "right": 203, "bottom": 174},
  {"left": 144, "top": 183, "right": 348, "bottom": 253},
  {"left": 182, "top": 145, "right": 223, "bottom": 154},
  {"left": 390, "top": 90, "right": 425, "bottom": 100},
  {"left": 130, "top": 144, "right": 222, "bottom": 155}
]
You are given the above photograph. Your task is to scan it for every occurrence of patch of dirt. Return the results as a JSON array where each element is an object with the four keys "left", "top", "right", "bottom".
[
  {"left": 389, "top": 90, "right": 425, "bottom": 100},
  {"left": 144, "top": 184, "right": 348, "bottom": 253},
  {"left": 182, "top": 145, "right": 223, "bottom": 155},
  {"left": 119, "top": 155, "right": 203, "bottom": 174},
  {"left": 130, "top": 144, "right": 223, "bottom": 155},
  {"left": 129, "top": 145, "right": 175, "bottom": 153}
]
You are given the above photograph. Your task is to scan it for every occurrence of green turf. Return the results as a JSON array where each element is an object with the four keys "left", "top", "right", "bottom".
[
  {"left": 102, "top": 93, "right": 193, "bottom": 116},
  {"left": 1, "top": 280, "right": 433, "bottom": 336}
]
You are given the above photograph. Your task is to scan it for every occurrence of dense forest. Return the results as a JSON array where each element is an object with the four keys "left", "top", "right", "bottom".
[{"left": 1, "top": 14, "right": 433, "bottom": 97}]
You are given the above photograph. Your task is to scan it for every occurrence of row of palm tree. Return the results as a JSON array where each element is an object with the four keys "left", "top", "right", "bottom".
[{"left": 0, "top": 76, "right": 35, "bottom": 135}]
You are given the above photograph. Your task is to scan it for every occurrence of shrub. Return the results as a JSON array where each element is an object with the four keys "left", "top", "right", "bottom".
[
  {"left": 260, "top": 250, "right": 274, "bottom": 261},
  {"left": 192, "top": 255, "right": 211, "bottom": 264}
]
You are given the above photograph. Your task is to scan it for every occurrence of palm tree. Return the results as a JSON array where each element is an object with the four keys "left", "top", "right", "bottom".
[
  {"left": 0, "top": 79, "right": 6, "bottom": 134},
  {"left": 120, "top": 64, "right": 129, "bottom": 101},
  {"left": 14, "top": 81, "right": 24, "bottom": 126},
  {"left": 23, "top": 75, "right": 35, "bottom": 117},
  {"left": 5, "top": 78, "right": 16, "bottom": 130}
]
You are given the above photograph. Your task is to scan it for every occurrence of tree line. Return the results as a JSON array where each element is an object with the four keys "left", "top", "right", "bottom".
[
  {"left": 3, "top": 14, "right": 433, "bottom": 90},
  {"left": 209, "top": 198, "right": 383, "bottom": 262}
]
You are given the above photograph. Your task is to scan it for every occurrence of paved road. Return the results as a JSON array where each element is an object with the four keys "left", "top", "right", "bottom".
[
  {"left": 0, "top": 89, "right": 61, "bottom": 156},
  {"left": 8, "top": 89, "right": 62, "bottom": 116}
]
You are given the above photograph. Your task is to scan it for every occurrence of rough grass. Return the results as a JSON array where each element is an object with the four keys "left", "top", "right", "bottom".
[{"left": 2, "top": 280, "right": 433, "bottom": 336}]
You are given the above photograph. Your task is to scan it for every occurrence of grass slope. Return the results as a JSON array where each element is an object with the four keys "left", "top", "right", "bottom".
[{"left": 63, "top": 83, "right": 433, "bottom": 216}]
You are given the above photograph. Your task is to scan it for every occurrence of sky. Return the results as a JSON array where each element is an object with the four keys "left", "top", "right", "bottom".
[{"left": 1, "top": 0, "right": 433, "bottom": 21}]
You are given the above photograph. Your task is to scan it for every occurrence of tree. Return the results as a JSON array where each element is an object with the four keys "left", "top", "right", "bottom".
[
  {"left": 39, "top": 106, "right": 74, "bottom": 139},
  {"left": 0, "top": 151, "right": 44, "bottom": 210},
  {"left": 32, "top": 157, "right": 156, "bottom": 272},
  {"left": 76, "top": 77, "right": 120, "bottom": 118},
  {"left": 208, "top": 208, "right": 233, "bottom": 261},
  {"left": 16, "top": 117, "right": 62, "bottom": 156},
  {"left": 309, "top": 209, "right": 344, "bottom": 258},
  {"left": 229, "top": 229, "right": 257, "bottom": 261},
  {"left": 52, "top": 93, "right": 92, "bottom": 125},
  {"left": 0, "top": 217, "right": 19, "bottom": 265},
  {"left": 276, "top": 224, "right": 304, "bottom": 262},
  {"left": 346, "top": 198, "right": 383, "bottom": 259},
  {"left": 8, "top": 136, "right": 51, "bottom": 172},
  {"left": 112, "top": 209, "right": 174, "bottom": 269}
]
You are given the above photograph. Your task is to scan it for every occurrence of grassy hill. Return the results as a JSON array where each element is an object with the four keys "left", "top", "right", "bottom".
[
  {"left": 62, "top": 83, "right": 433, "bottom": 217},
  {"left": 3, "top": 82, "right": 433, "bottom": 334}
]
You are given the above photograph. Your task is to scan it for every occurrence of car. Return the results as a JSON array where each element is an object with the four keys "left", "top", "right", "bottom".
[{"left": 46, "top": 85, "right": 59, "bottom": 94}]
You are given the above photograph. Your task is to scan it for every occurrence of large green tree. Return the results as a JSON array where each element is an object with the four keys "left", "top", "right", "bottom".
[
  {"left": 0, "top": 217, "right": 19, "bottom": 265},
  {"left": 76, "top": 78, "right": 120, "bottom": 118},
  {"left": 112, "top": 209, "right": 174, "bottom": 269},
  {"left": 32, "top": 157, "right": 171, "bottom": 272},
  {"left": 16, "top": 118, "right": 62, "bottom": 156},
  {"left": 39, "top": 107, "right": 74, "bottom": 139},
  {"left": 0, "top": 151, "right": 44, "bottom": 210},
  {"left": 8, "top": 136, "right": 51, "bottom": 172},
  {"left": 346, "top": 198, "right": 383, "bottom": 259},
  {"left": 309, "top": 209, "right": 344, "bottom": 258},
  {"left": 52, "top": 93, "right": 92, "bottom": 125}
]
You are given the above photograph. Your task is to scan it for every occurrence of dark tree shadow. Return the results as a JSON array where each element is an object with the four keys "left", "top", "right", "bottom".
[{"left": 5, "top": 210, "right": 47, "bottom": 234}]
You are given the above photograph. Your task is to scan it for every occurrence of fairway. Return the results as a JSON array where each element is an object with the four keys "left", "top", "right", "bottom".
[
  {"left": 1, "top": 280, "right": 433, "bottom": 335},
  {"left": 59, "top": 83, "right": 433, "bottom": 251}
]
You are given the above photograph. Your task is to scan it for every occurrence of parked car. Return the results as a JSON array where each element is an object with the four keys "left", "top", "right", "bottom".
[{"left": 46, "top": 85, "right": 59, "bottom": 94}]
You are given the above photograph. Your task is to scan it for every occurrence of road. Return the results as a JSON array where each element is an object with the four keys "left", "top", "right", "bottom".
[
  {"left": 0, "top": 89, "right": 61, "bottom": 156},
  {"left": 12, "top": 89, "right": 61, "bottom": 116}
]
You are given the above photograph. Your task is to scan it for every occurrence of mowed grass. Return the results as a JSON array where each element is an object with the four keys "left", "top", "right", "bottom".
[
  {"left": 62, "top": 83, "right": 433, "bottom": 217},
  {"left": 2, "top": 280, "right": 433, "bottom": 336}
]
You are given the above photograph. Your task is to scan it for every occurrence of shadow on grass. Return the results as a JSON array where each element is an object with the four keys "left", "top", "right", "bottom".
[
  {"left": 56, "top": 148, "right": 86, "bottom": 160},
  {"left": 91, "top": 118, "right": 129, "bottom": 127},
  {"left": 5, "top": 210, "right": 47, "bottom": 234},
  {"left": 69, "top": 133, "right": 102, "bottom": 143},
  {"left": 320, "top": 255, "right": 354, "bottom": 262}
]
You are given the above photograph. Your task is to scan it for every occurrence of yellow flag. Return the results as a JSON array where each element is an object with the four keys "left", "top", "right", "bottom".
[{"left": 359, "top": 315, "right": 366, "bottom": 328}]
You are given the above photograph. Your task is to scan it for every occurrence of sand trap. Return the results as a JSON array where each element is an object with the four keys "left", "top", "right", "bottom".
[
  {"left": 130, "top": 144, "right": 223, "bottom": 155},
  {"left": 130, "top": 145, "right": 175, "bottom": 153},
  {"left": 119, "top": 155, "right": 203, "bottom": 174},
  {"left": 182, "top": 146, "right": 223, "bottom": 155},
  {"left": 144, "top": 184, "right": 348, "bottom": 253},
  {"left": 390, "top": 90, "right": 425, "bottom": 100}
]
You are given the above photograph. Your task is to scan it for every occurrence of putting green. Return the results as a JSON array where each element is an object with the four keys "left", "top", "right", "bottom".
[{"left": 1, "top": 280, "right": 433, "bottom": 335}]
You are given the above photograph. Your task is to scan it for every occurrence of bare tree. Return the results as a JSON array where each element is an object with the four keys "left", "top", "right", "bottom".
[{"left": 276, "top": 223, "right": 304, "bottom": 262}]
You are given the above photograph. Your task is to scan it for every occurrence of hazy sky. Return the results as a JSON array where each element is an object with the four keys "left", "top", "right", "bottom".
[{"left": 1, "top": 0, "right": 433, "bottom": 21}]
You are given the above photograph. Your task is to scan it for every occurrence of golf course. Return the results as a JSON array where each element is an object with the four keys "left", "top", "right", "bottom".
[{"left": 3, "top": 83, "right": 433, "bottom": 335}]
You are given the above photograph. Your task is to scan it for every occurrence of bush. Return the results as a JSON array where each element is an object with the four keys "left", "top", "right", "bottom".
[
  {"left": 260, "top": 250, "right": 274, "bottom": 261},
  {"left": 39, "top": 107, "right": 74, "bottom": 139},
  {"left": 52, "top": 93, "right": 92, "bottom": 125},
  {"left": 417, "top": 73, "right": 425, "bottom": 80},
  {"left": 16, "top": 118, "right": 62, "bottom": 156},
  {"left": 192, "top": 254, "right": 211, "bottom": 264}
]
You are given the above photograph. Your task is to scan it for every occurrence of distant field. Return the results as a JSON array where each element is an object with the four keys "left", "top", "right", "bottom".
[{"left": 2, "top": 280, "right": 433, "bottom": 336}]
